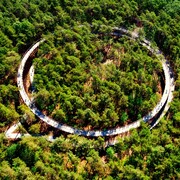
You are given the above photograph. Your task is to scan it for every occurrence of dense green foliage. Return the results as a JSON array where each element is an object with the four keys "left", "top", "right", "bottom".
[
  {"left": 0, "top": 0, "right": 179, "bottom": 179},
  {"left": 0, "top": 121, "right": 179, "bottom": 179},
  {"left": 34, "top": 32, "right": 161, "bottom": 129}
]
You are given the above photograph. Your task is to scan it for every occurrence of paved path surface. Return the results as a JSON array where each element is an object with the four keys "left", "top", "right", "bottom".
[
  {"left": 6, "top": 28, "right": 175, "bottom": 139},
  {"left": 5, "top": 122, "right": 30, "bottom": 139}
]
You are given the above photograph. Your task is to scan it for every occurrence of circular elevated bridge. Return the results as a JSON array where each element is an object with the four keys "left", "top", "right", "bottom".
[{"left": 17, "top": 28, "right": 175, "bottom": 137}]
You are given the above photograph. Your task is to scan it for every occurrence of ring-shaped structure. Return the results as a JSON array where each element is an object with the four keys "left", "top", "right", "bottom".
[{"left": 17, "top": 28, "right": 174, "bottom": 137}]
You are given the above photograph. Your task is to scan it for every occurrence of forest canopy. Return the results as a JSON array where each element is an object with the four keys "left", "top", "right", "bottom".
[
  {"left": 33, "top": 27, "right": 162, "bottom": 129},
  {"left": 0, "top": 0, "right": 179, "bottom": 179}
]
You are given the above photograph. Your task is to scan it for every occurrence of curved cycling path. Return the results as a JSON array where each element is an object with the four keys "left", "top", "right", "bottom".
[{"left": 15, "top": 28, "right": 174, "bottom": 137}]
